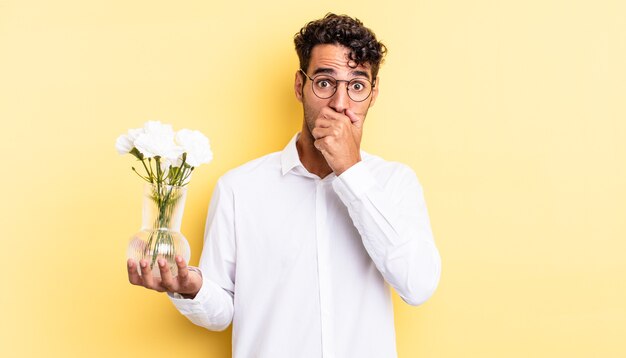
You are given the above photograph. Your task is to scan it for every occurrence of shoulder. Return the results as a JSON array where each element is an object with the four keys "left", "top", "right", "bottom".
[
  {"left": 217, "top": 151, "right": 282, "bottom": 190},
  {"left": 360, "top": 151, "right": 420, "bottom": 184}
]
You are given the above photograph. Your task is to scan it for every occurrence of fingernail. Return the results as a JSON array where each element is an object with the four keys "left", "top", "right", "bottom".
[
  {"left": 159, "top": 259, "right": 165, "bottom": 267},
  {"left": 140, "top": 261, "right": 147, "bottom": 268}
]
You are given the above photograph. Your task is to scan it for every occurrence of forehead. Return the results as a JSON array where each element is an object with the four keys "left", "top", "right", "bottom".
[{"left": 308, "top": 44, "right": 372, "bottom": 78}]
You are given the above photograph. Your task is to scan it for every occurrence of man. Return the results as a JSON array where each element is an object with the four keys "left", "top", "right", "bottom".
[{"left": 128, "top": 13, "right": 441, "bottom": 358}]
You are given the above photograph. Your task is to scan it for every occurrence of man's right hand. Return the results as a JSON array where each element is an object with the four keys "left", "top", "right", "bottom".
[{"left": 127, "top": 255, "right": 202, "bottom": 299}]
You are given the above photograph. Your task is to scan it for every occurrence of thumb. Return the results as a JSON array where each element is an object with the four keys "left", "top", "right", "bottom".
[{"left": 345, "top": 109, "right": 362, "bottom": 129}]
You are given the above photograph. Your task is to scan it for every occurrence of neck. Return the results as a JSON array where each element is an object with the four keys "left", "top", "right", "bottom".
[{"left": 296, "top": 121, "right": 333, "bottom": 179}]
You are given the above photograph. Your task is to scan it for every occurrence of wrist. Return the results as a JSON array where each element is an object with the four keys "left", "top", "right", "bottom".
[
  {"left": 335, "top": 157, "right": 361, "bottom": 176},
  {"left": 178, "top": 266, "right": 202, "bottom": 299}
]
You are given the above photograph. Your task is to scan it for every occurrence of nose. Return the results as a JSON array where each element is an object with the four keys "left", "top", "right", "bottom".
[{"left": 328, "top": 82, "right": 350, "bottom": 113}]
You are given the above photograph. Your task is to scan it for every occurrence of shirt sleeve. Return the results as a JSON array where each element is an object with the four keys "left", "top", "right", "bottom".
[
  {"left": 167, "top": 179, "right": 236, "bottom": 331},
  {"left": 332, "top": 160, "right": 442, "bottom": 306}
]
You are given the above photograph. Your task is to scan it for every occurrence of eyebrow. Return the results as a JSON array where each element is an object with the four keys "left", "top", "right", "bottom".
[{"left": 312, "top": 67, "right": 372, "bottom": 80}]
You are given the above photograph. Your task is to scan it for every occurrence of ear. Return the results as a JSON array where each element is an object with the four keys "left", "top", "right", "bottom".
[
  {"left": 294, "top": 71, "right": 304, "bottom": 103},
  {"left": 368, "top": 76, "right": 380, "bottom": 108}
]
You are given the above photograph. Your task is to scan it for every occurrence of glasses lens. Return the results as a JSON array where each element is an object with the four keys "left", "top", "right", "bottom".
[
  {"left": 347, "top": 78, "right": 372, "bottom": 102},
  {"left": 309, "top": 74, "right": 372, "bottom": 102},
  {"left": 312, "top": 76, "right": 337, "bottom": 99}
]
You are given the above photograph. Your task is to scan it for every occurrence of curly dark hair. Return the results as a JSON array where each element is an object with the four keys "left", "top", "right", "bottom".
[{"left": 294, "top": 13, "right": 387, "bottom": 80}]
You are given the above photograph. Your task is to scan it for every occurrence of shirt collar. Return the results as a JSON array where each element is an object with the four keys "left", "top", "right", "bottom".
[
  {"left": 281, "top": 133, "right": 303, "bottom": 176},
  {"left": 280, "top": 132, "right": 371, "bottom": 177}
]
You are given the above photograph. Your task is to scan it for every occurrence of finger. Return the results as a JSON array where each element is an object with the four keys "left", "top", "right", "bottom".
[
  {"left": 311, "top": 126, "right": 333, "bottom": 140},
  {"left": 140, "top": 259, "right": 155, "bottom": 288},
  {"left": 345, "top": 109, "right": 360, "bottom": 125},
  {"left": 321, "top": 108, "right": 354, "bottom": 130},
  {"left": 314, "top": 117, "right": 332, "bottom": 128},
  {"left": 176, "top": 256, "right": 190, "bottom": 282},
  {"left": 127, "top": 259, "right": 143, "bottom": 286},
  {"left": 314, "top": 137, "right": 332, "bottom": 155},
  {"left": 321, "top": 107, "right": 345, "bottom": 120},
  {"left": 158, "top": 258, "right": 176, "bottom": 291}
]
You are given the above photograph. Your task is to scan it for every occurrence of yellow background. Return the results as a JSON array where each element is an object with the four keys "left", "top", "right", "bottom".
[{"left": 1, "top": 0, "right": 624, "bottom": 357}]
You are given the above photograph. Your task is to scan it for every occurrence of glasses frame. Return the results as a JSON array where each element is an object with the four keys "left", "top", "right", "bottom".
[{"left": 299, "top": 69, "right": 375, "bottom": 102}]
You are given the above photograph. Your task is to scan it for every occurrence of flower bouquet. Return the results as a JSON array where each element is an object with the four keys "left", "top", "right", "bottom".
[{"left": 116, "top": 121, "right": 212, "bottom": 278}]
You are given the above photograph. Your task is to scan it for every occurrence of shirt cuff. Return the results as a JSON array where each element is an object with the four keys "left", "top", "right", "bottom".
[
  {"left": 332, "top": 161, "right": 377, "bottom": 203},
  {"left": 167, "top": 270, "right": 215, "bottom": 313}
]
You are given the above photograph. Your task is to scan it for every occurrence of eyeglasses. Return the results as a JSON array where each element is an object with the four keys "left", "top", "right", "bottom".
[{"left": 299, "top": 69, "right": 375, "bottom": 102}]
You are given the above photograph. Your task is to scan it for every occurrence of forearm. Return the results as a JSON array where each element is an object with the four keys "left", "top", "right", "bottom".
[
  {"left": 168, "top": 271, "right": 234, "bottom": 331},
  {"left": 333, "top": 161, "right": 442, "bottom": 305},
  {"left": 168, "top": 178, "right": 237, "bottom": 331}
]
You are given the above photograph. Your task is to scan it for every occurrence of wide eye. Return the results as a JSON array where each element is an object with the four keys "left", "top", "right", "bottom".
[
  {"left": 350, "top": 81, "right": 367, "bottom": 92},
  {"left": 315, "top": 77, "right": 335, "bottom": 89}
]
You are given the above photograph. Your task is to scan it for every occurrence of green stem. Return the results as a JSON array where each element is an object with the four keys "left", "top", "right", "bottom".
[
  {"left": 147, "top": 158, "right": 155, "bottom": 183},
  {"left": 132, "top": 167, "right": 151, "bottom": 182},
  {"left": 177, "top": 154, "right": 188, "bottom": 186},
  {"left": 144, "top": 183, "right": 184, "bottom": 272},
  {"left": 180, "top": 167, "right": 194, "bottom": 186},
  {"left": 144, "top": 230, "right": 156, "bottom": 269},
  {"left": 140, "top": 158, "right": 153, "bottom": 183}
]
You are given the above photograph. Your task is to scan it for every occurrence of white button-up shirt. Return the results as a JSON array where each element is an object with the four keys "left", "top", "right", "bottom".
[{"left": 169, "top": 133, "right": 441, "bottom": 358}]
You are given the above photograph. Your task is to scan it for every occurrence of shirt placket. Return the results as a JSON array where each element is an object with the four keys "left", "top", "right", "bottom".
[{"left": 315, "top": 179, "right": 335, "bottom": 358}]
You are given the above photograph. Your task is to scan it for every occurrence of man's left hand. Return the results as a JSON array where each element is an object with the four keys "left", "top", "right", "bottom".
[{"left": 311, "top": 107, "right": 362, "bottom": 176}]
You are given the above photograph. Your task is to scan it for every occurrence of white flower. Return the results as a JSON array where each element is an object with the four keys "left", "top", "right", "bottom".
[
  {"left": 115, "top": 128, "right": 144, "bottom": 154},
  {"left": 116, "top": 120, "right": 212, "bottom": 187},
  {"left": 160, "top": 156, "right": 182, "bottom": 170},
  {"left": 176, "top": 129, "right": 213, "bottom": 167},
  {"left": 134, "top": 121, "right": 183, "bottom": 161},
  {"left": 144, "top": 120, "right": 175, "bottom": 137}
]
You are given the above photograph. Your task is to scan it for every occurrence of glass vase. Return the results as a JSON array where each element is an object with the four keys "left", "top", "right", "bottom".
[{"left": 127, "top": 183, "right": 191, "bottom": 278}]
